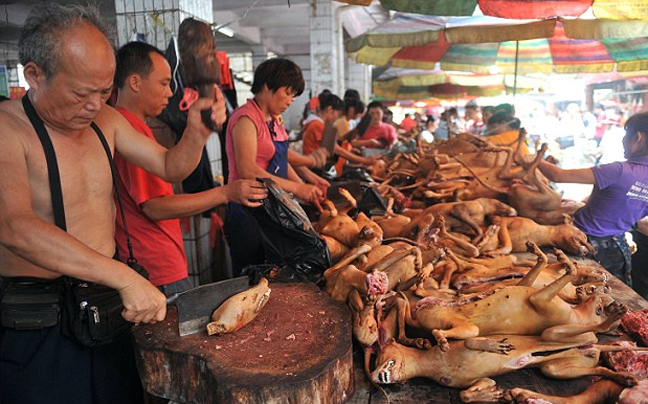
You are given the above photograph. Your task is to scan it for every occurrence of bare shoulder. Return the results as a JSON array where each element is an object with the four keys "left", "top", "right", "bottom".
[
  {"left": 232, "top": 115, "right": 257, "bottom": 135},
  {"left": 0, "top": 99, "right": 33, "bottom": 151},
  {"left": 93, "top": 103, "right": 129, "bottom": 140}
]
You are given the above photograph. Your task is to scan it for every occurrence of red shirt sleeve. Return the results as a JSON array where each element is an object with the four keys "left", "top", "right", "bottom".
[
  {"left": 115, "top": 156, "right": 173, "bottom": 207},
  {"left": 385, "top": 124, "right": 397, "bottom": 145}
]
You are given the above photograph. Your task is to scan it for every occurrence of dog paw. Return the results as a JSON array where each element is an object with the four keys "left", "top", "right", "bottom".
[
  {"left": 615, "top": 372, "right": 638, "bottom": 387},
  {"left": 460, "top": 386, "right": 504, "bottom": 403},
  {"left": 604, "top": 301, "right": 627, "bottom": 320},
  {"left": 433, "top": 330, "right": 450, "bottom": 352}
]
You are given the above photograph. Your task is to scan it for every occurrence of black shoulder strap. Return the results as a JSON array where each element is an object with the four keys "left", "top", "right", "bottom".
[
  {"left": 90, "top": 122, "right": 137, "bottom": 264},
  {"left": 22, "top": 95, "right": 66, "bottom": 230}
]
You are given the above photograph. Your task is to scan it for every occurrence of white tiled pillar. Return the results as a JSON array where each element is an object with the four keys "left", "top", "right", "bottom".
[
  {"left": 346, "top": 58, "right": 372, "bottom": 103},
  {"left": 309, "top": 0, "right": 340, "bottom": 97}
]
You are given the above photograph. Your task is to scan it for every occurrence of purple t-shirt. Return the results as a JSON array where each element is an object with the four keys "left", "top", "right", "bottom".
[{"left": 574, "top": 156, "right": 648, "bottom": 237}]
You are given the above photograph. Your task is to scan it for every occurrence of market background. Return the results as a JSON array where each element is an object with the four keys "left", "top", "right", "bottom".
[{"left": 1, "top": 0, "right": 646, "bottom": 281}]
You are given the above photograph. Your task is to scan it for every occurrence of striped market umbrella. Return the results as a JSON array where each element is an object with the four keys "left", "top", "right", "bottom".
[
  {"left": 373, "top": 67, "right": 547, "bottom": 100},
  {"left": 336, "top": 0, "right": 648, "bottom": 20},
  {"left": 351, "top": 22, "right": 648, "bottom": 75}
]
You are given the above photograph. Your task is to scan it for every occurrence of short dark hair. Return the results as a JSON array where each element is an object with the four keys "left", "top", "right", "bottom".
[
  {"left": 317, "top": 89, "right": 332, "bottom": 105},
  {"left": 343, "top": 98, "right": 363, "bottom": 115},
  {"left": 343, "top": 88, "right": 361, "bottom": 101},
  {"left": 19, "top": 3, "right": 115, "bottom": 79},
  {"left": 251, "top": 58, "right": 305, "bottom": 96},
  {"left": 625, "top": 112, "right": 648, "bottom": 141},
  {"left": 355, "top": 100, "right": 366, "bottom": 115},
  {"left": 319, "top": 93, "right": 343, "bottom": 111},
  {"left": 495, "top": 103, "right": 515, "bottom": 115},
  {"left": 367, "top": 101, "right": 383, "bottom": 110},
  {"left": 114, "top": 42, "right": 165, "bottom": 89},
  {"left": 488, "top": 111, "right": 520, "bottom": 129}
]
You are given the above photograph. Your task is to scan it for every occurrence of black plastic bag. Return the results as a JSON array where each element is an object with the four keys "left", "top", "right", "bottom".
[
  {"left": 327, "top": 181, "right": 388, "bottom": 217},
  {"left": 247, "top": 178, "right": 331, "bottom": 283}
]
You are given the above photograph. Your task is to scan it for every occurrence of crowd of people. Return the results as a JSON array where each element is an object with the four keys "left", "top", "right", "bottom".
[{"left": 1, "top": 3, "right": 648, "bottom": 404}]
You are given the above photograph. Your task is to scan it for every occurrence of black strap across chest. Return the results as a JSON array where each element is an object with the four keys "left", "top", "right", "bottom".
[{"left": 22, "top": 94, "right": 137, "bottom": 263}]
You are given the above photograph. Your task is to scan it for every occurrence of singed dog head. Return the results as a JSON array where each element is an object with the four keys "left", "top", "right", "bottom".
[
  {"left": 575, "top": 282, "right": 610, "bottom": 302},
  {"left": 371, "top": 340, "right": 410, "bottom": 384},
  {"left": 348, "top": 290, "right": 378, "bottom": 348},
  {"left": 358, "top": 225, "right": 382, "bottom": 248},
  {"left": 577, "top": 293, "right": 625, "bottom": 328},
  {"left": 554, "top": 215, "right": 596, "bottom": 256},
  {"left": 480, "top": 198, "right": 517, "bottom": 217}
]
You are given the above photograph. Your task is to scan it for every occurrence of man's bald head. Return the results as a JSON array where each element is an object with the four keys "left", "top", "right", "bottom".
[{"left": 19, "top": 3, "right": 115, "bottom": 80}]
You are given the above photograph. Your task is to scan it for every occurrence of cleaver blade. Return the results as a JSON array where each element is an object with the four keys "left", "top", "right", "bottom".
[{"left": 166, "top": 276, "right": 250, "bottom": 336}]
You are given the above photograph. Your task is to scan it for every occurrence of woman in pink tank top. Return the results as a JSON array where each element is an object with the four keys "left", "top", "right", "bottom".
[{"left": 225, "top": 58, "right": 323, "bottom": 274}]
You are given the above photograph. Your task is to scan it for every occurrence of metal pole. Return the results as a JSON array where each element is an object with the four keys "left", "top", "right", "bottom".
[{"left": 513, "top": 40, "right": 519, "bottom": 98}]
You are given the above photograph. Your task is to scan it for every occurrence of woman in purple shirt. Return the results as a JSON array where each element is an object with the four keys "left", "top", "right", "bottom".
[{"left": 537, "top": 112, "right": 648, "bottom": 289}]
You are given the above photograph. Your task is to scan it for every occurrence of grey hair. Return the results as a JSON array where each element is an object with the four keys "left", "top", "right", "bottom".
[{"left": 18, "top": 3, "right": 116, "bottom": 79}]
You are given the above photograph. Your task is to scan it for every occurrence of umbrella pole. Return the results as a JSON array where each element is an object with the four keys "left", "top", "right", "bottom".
[{"left": 513, "top": 40, "right": 519, "bottom": 97}]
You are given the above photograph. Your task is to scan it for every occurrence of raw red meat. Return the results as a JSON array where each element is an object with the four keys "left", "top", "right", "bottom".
[
  {"left": 620, "top": 309, "right": 648, "bottom": 346},
  {"left": 618, "top": 379, "right": 648, "bottom": 404},
  {"left": 603, "top": 341, "right": 648, "bottom": 379}
]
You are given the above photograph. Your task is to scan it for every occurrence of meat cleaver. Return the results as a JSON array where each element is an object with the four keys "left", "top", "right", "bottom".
[
  {"left": 321, "top": 122, "right": 338, "bottom": 157},
  {"left": 166, "top": 276, "right": 250, "bottom": 336}
]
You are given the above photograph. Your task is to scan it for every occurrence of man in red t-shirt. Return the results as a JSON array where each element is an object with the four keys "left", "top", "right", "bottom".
[
  {"left": 399, "top": 113, "right": 418, "bottom": 133},
  {"left": 114, "top": 42, "right": 266, "bottom": 296},
  {"left": 352, "top": 101, "right": 397, "bottom": 150}
]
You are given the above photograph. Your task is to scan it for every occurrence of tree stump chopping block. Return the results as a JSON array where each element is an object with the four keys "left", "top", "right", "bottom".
[{"left": 133, "top": 282, "right": 354, "bottom": 404}]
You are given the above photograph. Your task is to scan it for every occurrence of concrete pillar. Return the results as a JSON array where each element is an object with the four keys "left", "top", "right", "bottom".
[
  {"left": 309, "top": 0, "right": 340, "bottom": 97},
  {"left": 346, "top": 58, "right": 372, "bottom": 103},
  {"left": 251, "top": 44, "right": 268, "bottom": 70}
]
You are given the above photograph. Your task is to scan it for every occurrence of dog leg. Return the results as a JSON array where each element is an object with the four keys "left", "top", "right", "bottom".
[
  {"left": 516, "top": 242, "right": 548, "bottom": 287},
  {"left": 528, "top": 248, "right": 576, "bottom": 309}
]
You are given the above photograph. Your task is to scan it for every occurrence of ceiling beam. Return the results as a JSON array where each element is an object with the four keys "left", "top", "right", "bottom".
[
  {"left": 212, "top": 10, "right": 262, "bottom": 45},
  {"left": 214, "top": 0, "right": 309, "bottom": 11},
  {"left": 229, "top": 4, "right": 309, "bottom": 28}
]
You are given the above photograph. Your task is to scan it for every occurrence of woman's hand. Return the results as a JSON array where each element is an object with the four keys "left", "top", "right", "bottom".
[
  {"left": 293, "top": 183, "right": 324, "bottom": 204},
  {"left": 225, "top": 179, "right": 268, "bottom": 207}
]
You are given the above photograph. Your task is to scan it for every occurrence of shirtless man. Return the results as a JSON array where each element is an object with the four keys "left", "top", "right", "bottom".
[{"left": 0, "top": 4, "right": 221, "bottom": 403}]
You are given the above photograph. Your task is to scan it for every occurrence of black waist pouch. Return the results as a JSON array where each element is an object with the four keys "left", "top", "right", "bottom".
[
  {"left": 61, "top": 262, "right": 148, "bottom": 347},
  {"left": 61, "top": 281, "right": 130, "bottom": 347},
  {"left": 0, "top": 278, "right": 64, "bottom": 330}
]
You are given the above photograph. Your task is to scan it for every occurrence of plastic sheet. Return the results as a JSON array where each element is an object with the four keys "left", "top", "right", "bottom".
[{"left": 247, "top": 179, "right": 331, "bottom": 283}]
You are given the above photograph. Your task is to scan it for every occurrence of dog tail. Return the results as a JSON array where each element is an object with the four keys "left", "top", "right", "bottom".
[{"left": 453, "top": 156, "right": 508, "bottom": 195}]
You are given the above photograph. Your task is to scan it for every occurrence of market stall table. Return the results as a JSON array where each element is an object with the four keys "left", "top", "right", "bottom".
[
  {"left": 133, "top": 257, "right": 646, "bottom": 404},
  {"left": 347, "top": 255, "right": 648, "bottom": 404},
  {"left": 133, "top": 282, "right": 354, "bottom": 404}
]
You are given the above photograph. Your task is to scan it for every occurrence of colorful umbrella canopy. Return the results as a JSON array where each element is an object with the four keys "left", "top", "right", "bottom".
[
  {"left": 373, "top": 68, "right": 547, "bottom": 100},
  {"left": 352, "top": 22, "right": 648, "bottom": 74},
  {"left": 346, "top": 14, "right": 558, "bottom": 52},
  {"left": 336, "top": 0, "right": 648, "bottom": 20}
]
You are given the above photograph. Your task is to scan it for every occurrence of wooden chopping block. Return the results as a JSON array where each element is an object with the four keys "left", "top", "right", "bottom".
[{"left": 133, "top": 282, "right": 354, "bottom": 404}]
